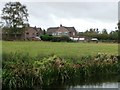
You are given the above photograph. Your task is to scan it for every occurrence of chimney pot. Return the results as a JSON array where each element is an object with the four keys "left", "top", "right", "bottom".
[{"left": 60, "top": 24, "right": 62, "bottom": 27}]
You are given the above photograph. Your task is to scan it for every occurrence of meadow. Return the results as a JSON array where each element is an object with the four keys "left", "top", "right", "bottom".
[{"left": 2, "top": 41, "right": 118, "bottom": 57}]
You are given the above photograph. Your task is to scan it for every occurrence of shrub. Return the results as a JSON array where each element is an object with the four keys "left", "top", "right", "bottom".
[
  {"left": 40, "top": 34, "right": 71, "bottom": 42},
  {"left": 40, "top": 34, "right": 53, "bottom": 41},
  {"left": 51, "top": 37, "right": 61, "bottom": 42},
  {"left": 52, "top": 36, "right": 71, "bottom": 42},
  {"left": 60, "top": 35, "right": 71, "bottom": 42}
]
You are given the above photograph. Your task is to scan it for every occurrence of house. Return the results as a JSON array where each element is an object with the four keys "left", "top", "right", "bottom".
[
  {"left": 24, "top": 27, "right": 43, "bottom": 40},
  {"left": 47, "top": 24, "right": 77, "bottom": 37},
  {"left": 2, "top": 27, "right": 24, "bottom": 40},
  {"left": 2, "top": 26, "right": 43, "bottom": 40}
]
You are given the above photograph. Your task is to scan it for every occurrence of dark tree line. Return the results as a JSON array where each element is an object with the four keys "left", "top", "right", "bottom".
[{"left": 78, "top": 28, "right": 118, "bottom": 42}]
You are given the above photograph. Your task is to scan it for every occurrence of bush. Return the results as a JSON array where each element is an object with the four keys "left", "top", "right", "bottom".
[
  {"left": 51, "top": 37, "right": 61, "bottom": 42},
  {"left": 40, "top": 34, "right": 53, "bottom": 41},
  {"left": 52, "top": 36, "right": 71, "bottom": 42},
  {"left": 41, "top": 35, "right": 71, "bottom": 42},
  {"left": 60, "top": 35, "right": 71, "bottom": 42}
]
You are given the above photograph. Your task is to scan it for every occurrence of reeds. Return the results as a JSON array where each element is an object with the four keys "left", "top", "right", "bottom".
[{"left": 2, "top": 52, "right": 119, "bottom": 89}]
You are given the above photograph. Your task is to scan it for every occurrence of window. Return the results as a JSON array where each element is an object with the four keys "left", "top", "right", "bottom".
[
  {"left": 64, "top": 32, "right": 68, "bottom": 35},
  {"left": 26, "top": 32, "right": 29, "bottom": 35},
  {"left": 36, "top": 33, "right": 39, "bottom": 36},
  {"left": 58, "top": 32, "right": 62, "bottom": 35},
  {"left": 52, "top": 33, "right": 56, "bottom": 35}
]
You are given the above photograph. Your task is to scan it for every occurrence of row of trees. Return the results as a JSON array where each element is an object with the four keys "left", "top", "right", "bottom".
[{"left": 78, "top": 28, "right": 118, "bottom": 42}]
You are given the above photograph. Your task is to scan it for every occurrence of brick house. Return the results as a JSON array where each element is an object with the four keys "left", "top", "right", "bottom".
[
  {"left": 24, "top": 27, "right": 43, "bottom": 40},
  {"left": 2, "top": 26, "right": 43, "bottom": 40},
  {"left": 47, "top": 24, "right": 77, "bottom": 37}
]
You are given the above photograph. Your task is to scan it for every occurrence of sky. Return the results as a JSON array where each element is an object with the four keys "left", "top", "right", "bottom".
[{"left": 0, "top": 0, "right": 119, "bottom": 33}]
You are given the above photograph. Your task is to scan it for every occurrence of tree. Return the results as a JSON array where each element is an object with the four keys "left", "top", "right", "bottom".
[
  {"left": 43, "top": 29, "right": 46, "bottom": 35},
  {"left": 100, "top": 29, "right": 109, "bottom": 40},
  {"left": 102, "top": 29, "right": 108, "bottom": 34},
  {"left": 117, "top": 20, "right": 120, "bottom": 30},
  {"left": 109, "top": 30, "right": 118, "bottom": 41},
  {"left": 117, "top": 21, "right": 120, "bottom": 43},
  {"left": 1, "top": 2, "right": 29, "bottom": 39},
  {"left": 0, "top": 21, "right": 4, "bottom": 28}
]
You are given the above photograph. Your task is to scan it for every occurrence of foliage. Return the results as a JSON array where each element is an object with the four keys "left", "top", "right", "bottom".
[
  {"left": 1, "top": 2, "right": 29, "bottom": 40},
  {"left": 1, "top": 2, "right": 29, "bottom": 28},
  {"left": 40, "top": 35, "right": 71, "bottom": 42},
  {"left": 117, "top": 21, "right": 120, "bottom": 43},
  {"left": 40, "top": 34, "right": 53, "bottom": 41},
  {"left": 0, "top": 21, "right": 4, "bottom": 28},
  {"left": 78, "top": 28, "right": 118, "bottom": 42},
  {"left": 59, "top": 35, "right": 71, "bottom": 42},
  {"left": 2, "top": 53, "right": 42, "bottom": 89},
  {"left": 2, "top": 52, "right": 119, "bottom": 89}
]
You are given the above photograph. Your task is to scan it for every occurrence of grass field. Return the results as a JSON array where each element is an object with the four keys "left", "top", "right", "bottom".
[{"left": 2, "top": 41, "right": 118, "bottom": 57}]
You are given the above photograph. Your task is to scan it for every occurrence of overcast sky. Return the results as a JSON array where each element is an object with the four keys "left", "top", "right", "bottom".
[{"left": 0, "top": 1, "right": 119, "bottom": 33}]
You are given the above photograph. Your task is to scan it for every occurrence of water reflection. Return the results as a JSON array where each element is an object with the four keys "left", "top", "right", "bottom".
[
  {"left": 67, "top": 82, "right": 118, "bottom": 88},
  {"left": 41, "top": 82, "right": 119, "bottom": 90},
  {"left": 40, "top": 75, "right": 119, "bottom": 90}
]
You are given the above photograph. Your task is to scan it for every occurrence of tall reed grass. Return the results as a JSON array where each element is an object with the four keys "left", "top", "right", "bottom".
[{"left": 2, "top": 52, "right": 119, "bottom": 89}]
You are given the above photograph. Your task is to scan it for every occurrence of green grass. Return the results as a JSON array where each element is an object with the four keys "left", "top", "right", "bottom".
[{"left": 2, "top": 41, "right": 118, "bottom": 57}]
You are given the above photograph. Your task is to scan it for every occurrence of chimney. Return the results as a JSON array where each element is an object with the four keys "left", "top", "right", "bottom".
[
  {"left": 34, "top": 26, "right": 36, "bottom": 28},
  {"left": 60, "top": 24, "right": 62, "bottom": 27}
]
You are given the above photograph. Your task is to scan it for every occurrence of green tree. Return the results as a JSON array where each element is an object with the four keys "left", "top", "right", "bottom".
[
  {"left": 1, "top": 2, "right": 29, "bottom": 39},
  {"left": 117, "top": 20, "right": 120, "bottom": 30},
  {"left": 109, "top": 30, "right": 118, "bottom": 41},
  {"left": 102, "top": 29, "right": 108, "bottom": 34},
  {"left": 43, "top": 29, "right": 46, "bottom": 35},
  {"left": 117, "top": 21, "right": 120, "bottom": 43},
  {"left": 0, "top": 21, "right": 4, "bottom": 28}
]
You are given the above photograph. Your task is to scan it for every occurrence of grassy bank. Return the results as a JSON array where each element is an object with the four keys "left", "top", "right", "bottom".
[
  {"left": 2, "top": 52, "right": 120, "bottom": 89},
  {"left": 2, "top": 41, "right": 118, "bottom": 57}
]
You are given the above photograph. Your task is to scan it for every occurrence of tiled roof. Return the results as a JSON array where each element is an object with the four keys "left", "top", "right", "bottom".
[{"left": 47, "top": 26, "right": 76, "bottom": 33}]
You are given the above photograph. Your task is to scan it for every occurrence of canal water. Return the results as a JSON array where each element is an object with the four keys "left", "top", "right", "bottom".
[
  {"left": 40, "top": 75, "right": 120, "bottom": 90},
  {"left": 40, "top": 82, "right": 119, "bottom": 90},
  {"left": 66, "top": 82, "right": 119, "bottom": 89}
]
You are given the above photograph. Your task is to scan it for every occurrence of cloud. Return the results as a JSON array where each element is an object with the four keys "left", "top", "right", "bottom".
[
  {"left": 25, "top": 2, "right": 118, "bottom": 22},
  {"left": 0, "top": 2, "right": 118, "bottom": 32}
]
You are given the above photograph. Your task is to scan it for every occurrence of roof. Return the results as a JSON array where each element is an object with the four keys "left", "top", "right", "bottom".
[
  {"left": 64, "top": 27, "right": 76, "bottom": 33},
  {"left": 47, "top": 27, "right": 59, "bottom": 33},
  {"left": 47, "top": 25, "right": 76, "bottom": 34},
  {"left": 24, "top": 27, "right": 43, "bottom": 34}
]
